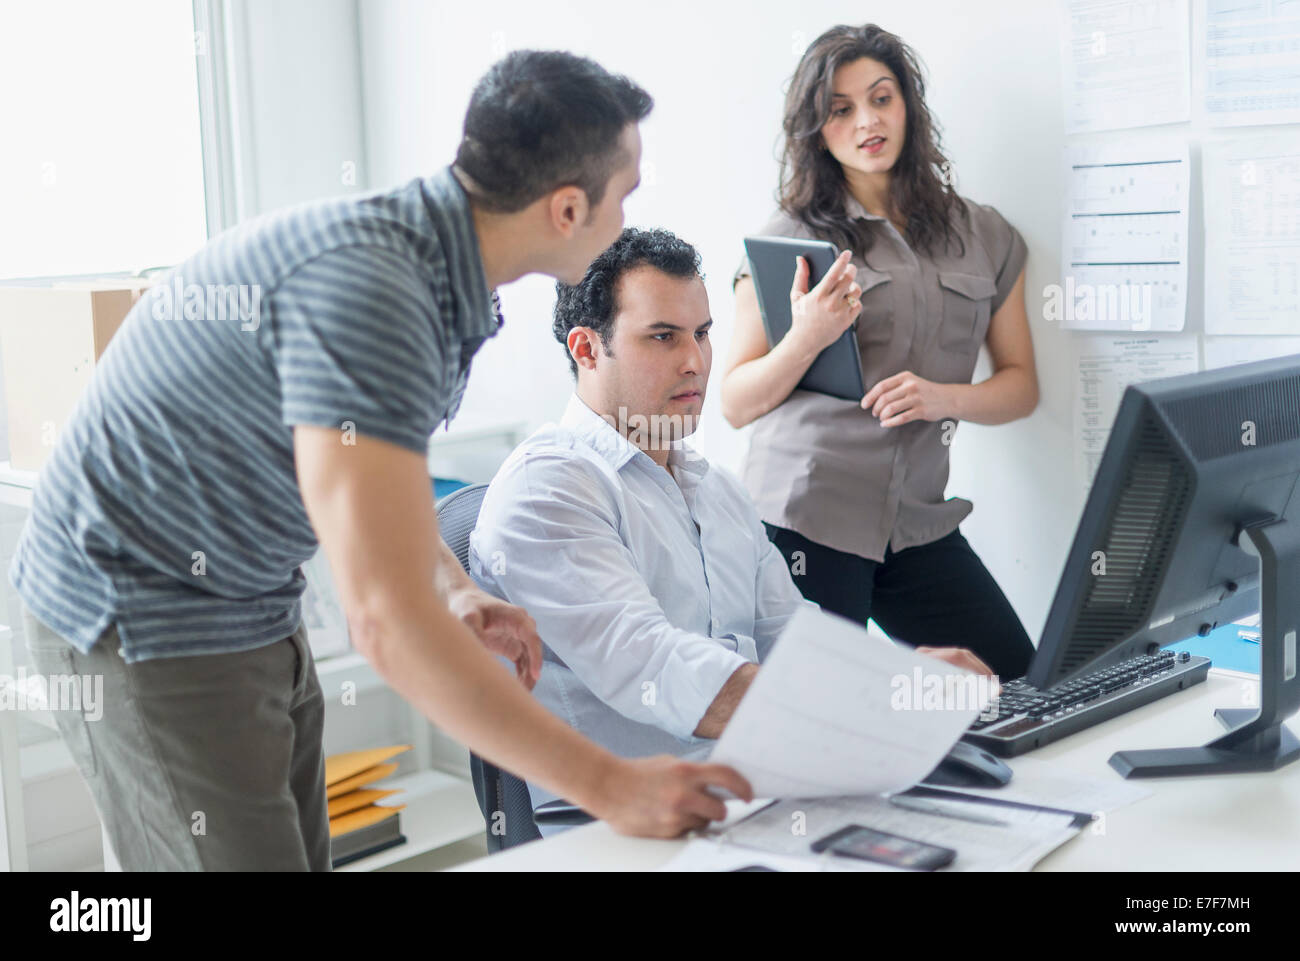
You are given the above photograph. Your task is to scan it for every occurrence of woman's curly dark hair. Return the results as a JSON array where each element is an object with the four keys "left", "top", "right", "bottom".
[
  {"left": 779, "top": 24, "right": 967, "bottom": 260},
  {"left": 553, "top": 227, "right": 702, "bottom": 376}
]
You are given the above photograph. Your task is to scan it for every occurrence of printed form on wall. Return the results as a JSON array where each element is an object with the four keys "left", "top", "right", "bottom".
[
  {"left": 1061, "top": 0, "right": 1190, "bottom": 134},
  {"left": 1204, "top": 135, "right": 1300, "bottom": 336},
  {"left": 1058, "top": 141, "right": 1190, "bottom": 333},
  {"left": 1075, "top": 335, "right": 1199, "bottom": 487}
]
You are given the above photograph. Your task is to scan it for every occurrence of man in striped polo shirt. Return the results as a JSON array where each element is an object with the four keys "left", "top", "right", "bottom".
[{"left": 10, "top": 50, "right": 750, "bottom": 870}]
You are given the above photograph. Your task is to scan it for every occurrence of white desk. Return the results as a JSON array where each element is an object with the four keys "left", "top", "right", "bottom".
[{"left": 456, "top": 671, "right": 1300, "bottom": 871}]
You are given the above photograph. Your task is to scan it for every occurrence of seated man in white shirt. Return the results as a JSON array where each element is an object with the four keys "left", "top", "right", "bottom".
[{"left": 469, "top": 227, "right": 989, "bottom": 813}]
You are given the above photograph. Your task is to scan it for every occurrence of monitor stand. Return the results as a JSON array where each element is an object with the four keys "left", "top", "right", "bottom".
[{"left": 1110, "top": 517, "right": 1300, "bottom": 778}]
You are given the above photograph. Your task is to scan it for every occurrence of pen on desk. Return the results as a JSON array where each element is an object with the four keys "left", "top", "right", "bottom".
[{"left": 888, "top": 794, "right": 1009, "bottom": 827}]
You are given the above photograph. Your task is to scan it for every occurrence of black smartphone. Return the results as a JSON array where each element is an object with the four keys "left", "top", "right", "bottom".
[{"left": 810, "top": 824, "right": 956, "bottom": 871}]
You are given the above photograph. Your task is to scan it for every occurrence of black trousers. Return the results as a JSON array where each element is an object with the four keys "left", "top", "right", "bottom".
[{"left": 764, "top": 523, "right": 1035, "bottom": 680}]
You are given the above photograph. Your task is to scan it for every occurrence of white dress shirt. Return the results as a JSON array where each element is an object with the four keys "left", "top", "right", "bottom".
[{"left": 469, "top": 395, "right": 814, "bottom": 809}]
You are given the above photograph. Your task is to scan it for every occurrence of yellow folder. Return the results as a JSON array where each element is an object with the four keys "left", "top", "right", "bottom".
[
  {"left": 326, "top": 762, "right": 399, "bottom": 799},
  {"left": 328, "top": 788, "right": 399, "bottom": 819},
  {"left": 324, "top": 745, "right": 411, "bottom": 787},
  {"left": 329, "top": 802, "right": 406, "bottom": 838}
]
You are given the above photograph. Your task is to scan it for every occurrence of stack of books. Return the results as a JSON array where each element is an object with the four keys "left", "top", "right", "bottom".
[{"left": 326, "top": 745, "right": 411, "bottom": 868}]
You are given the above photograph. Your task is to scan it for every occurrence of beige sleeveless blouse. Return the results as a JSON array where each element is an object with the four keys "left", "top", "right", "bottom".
[{"left": 733, "top": 193, "right": 1028, "bottom": 561}]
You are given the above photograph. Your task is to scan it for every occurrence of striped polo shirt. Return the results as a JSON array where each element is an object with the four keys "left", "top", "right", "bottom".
[{"left": 10, "top": 166, "right": 501, "bottom": 662}]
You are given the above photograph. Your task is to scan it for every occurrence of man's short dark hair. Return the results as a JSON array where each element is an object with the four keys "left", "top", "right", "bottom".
[
  {"left": 553, "top": 227, "right": 703, "bottom": 376},
  {"left": 454, "top": 50, "right": 653, "bottom": 214}
]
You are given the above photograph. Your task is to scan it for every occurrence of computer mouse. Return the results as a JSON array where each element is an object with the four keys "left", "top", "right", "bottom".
[{"left": 921, "top": 740, "right": 1013, "bottom": 788}]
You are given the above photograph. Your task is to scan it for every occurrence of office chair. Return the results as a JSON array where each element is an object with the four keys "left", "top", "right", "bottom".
[{"left": 434, "top": 482, "right": 542, "bottom": 852}]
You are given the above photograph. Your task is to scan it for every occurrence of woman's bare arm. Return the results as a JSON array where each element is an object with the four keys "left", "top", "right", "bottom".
[
  {"left": 946, "top": 266, "right": 1038, "bottom": 425},
  {"left": 720, "top": 252, "right": 861, "bottom": 428}
]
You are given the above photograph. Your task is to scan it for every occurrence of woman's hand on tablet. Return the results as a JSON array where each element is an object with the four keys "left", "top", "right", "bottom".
[{"left": 788, "top": 250, "right": 862, "bottom": 354}]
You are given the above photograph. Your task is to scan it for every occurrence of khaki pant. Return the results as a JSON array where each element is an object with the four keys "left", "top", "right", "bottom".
[{"left": 22, "top": 605, "right": 330, "bottom": 871}]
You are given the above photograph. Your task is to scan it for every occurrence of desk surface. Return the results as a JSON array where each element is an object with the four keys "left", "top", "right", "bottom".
[{"left": 456, "top": 671, "right": 1300, "bottom": 871}]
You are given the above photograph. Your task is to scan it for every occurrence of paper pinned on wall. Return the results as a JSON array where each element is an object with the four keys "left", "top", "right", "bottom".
[
  {"left": 1060, "top": 0, "right": 1190, "bottom": 134},
  {"left": 1075, "top": 335, "right": 1200, "bottom": 488},
  {"left": 1057, "top": 141, "right": 1190, "bottom": 333},
  {"left": 1204, "top": 336, "right": 1300, "bottom": 369},
  {"left": 1204, "top": 136, "right": 1300, "bottom": 336},
  {"left": 1203, "top": 0, "right": 1300, "bottom": 127}
]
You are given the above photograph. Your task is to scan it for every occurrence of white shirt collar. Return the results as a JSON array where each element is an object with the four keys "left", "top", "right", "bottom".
[{"left": 559, "top": 394, "right": 708, "bottom": 478}]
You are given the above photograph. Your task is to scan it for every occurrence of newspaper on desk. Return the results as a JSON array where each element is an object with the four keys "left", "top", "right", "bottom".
[
  {"left": 688, "top": 794, "right": 1085, "bottom": 872},
  {"left": 663, "top": 759, "right": 1151, "bottom": 873}
]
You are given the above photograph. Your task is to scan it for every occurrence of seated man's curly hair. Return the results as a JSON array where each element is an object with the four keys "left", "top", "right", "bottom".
[{"left": 552, "top": 227, "right": 703, "bottom": 376}]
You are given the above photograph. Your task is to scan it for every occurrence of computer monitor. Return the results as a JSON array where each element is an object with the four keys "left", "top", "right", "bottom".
[{"left": 1027, "top": 354, "right": 1300, "bottom": 778}]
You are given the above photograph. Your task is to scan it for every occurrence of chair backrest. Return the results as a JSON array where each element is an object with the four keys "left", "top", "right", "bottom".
[
  {"left": 435, "top": 482, "right": 488, "bottom": 574},
  {"left": 434, "top": 482, "right": 541, "bottom": 852}
]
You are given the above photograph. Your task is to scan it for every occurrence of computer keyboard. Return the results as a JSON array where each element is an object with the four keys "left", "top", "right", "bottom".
[{"left": 962, "top": 649, "right": 1212, "bottom": 757}]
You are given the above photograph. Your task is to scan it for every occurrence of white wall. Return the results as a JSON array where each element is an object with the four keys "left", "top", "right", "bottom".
[
  {"left": 354, "top": 0, "right": 1269, "bottom": 643},
  {"left": 227, "top": 0, "right": 370, "bottom": 218}
]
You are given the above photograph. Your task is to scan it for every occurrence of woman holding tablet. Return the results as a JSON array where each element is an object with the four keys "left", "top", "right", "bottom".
[{"left": 721, "top": 23, "right": 1038, "bottom": 678}]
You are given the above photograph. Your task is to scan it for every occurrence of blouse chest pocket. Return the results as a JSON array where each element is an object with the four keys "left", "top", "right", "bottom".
[
  {"left": 937, "top": 271, "right": 997, "bottom": 353},
  {"left": 853, "top": 267, "right": 895, "bottom": 347}
]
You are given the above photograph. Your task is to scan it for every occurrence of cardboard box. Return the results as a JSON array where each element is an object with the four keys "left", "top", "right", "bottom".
[{"left": 0, "top": 279, "right": 150, "bottom": 471}]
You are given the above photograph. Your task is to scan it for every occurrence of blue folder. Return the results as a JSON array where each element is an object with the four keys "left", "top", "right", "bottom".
[{"left": 1167, "top": 621, "right": 1261, "bottom": 675}]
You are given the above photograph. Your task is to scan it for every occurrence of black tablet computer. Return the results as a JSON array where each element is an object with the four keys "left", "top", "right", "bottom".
[{"left": 742, "top": 235, "right": 865, "bottom": 402}]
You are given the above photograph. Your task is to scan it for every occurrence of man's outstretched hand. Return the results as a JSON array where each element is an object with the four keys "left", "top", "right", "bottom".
[{"left": 592, "top": 755, "right": 755, "bottom": 838}]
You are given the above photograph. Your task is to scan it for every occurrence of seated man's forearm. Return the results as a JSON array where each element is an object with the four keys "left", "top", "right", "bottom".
[{"left": 693, "top": 662, "right": 759, "bottom": 738}]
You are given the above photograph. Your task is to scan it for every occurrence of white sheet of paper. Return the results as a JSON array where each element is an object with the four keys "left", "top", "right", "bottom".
[
  {"left": 1204, "top": 336, "right": 1300, "bottom": 369},
  {"left": 1202, "top": 0, "right": 1300, "bottom": 127},
  {"left": 709, "top": 607, "right": 985, "bottom": 799},
  {"left": 1074, "top": 335, "right": 1199, "bottom": 487},
  {"left": 1204, "top": 135, "right": 1300, "bottom": 336},
  {"left": 1060, "top": 0, "right": 1190, "bottom": 133},
  {"left": 1059, "top": 141, "right": 1190, "bottom": 332},
  {"left": 660, "top": 837, "right": 896, "bottom": 873},
  {"left": 717, "top": 795, "right": 1082, "bottom": 872}
]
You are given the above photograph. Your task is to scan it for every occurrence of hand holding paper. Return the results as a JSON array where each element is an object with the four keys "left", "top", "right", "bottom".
[{"left": 709, "top": 607, "right": 992, "bottom": 799}]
